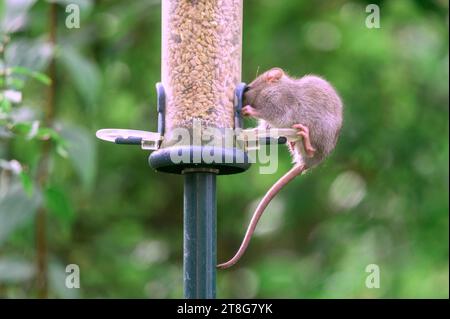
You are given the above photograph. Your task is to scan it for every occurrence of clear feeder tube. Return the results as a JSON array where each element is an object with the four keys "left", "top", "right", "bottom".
[{"left": 162, "top": 0, "right": 243, "bottom": 144}]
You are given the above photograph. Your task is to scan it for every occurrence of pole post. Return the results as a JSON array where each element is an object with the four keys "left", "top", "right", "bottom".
[{"left": 183, "top": 171, "right": 217, "bottom": 299}]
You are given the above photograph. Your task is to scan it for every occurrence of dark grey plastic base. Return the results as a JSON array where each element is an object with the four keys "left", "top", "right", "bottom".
[{"left": 149, "top": 145, "right": 251, "bottom": 175}]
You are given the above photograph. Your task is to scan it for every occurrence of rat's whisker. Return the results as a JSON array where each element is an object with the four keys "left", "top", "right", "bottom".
[{"left": 255, "top": 66, "right": 260, "bottom": 78}]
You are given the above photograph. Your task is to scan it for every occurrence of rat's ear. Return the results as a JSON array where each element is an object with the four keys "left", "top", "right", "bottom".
[{"left": 265, "top": 68, "right": 284, "bottom": 83}]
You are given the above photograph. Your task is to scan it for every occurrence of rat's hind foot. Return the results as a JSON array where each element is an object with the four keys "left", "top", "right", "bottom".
[
  {"left": 242, "top": 105, "right": 260, "bottom": 118},
  {"left": 292, "top": 124, "right": 316, "bottom": 158}
]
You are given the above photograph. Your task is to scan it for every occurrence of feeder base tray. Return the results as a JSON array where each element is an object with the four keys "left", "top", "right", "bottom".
[{"left": 149, "top": 145, "right": 251, "bottom": 175}]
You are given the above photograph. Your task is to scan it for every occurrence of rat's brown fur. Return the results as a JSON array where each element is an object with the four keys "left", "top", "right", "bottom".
[
  {"left": 243, "top": 68, "right": 343, "bottom": 167},
  {"left": 217, "top": 68, "right": 343, "bottom": 269}
]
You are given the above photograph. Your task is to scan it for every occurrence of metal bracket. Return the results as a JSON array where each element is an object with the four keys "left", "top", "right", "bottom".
[
  {"left": 237, "top": 128, "right": 300, "bottom": 151},
  {"left": 234, "top": 83, "right": 247, "bottom": 129},
  {"left": 95, "top": 129, "right": 163, "bottom": 151},
  {"left": 156, "top": 82, "right": 166, "bottom": 136}
]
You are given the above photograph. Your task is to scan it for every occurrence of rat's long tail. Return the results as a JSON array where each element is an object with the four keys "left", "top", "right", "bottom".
[{"left": 217, "top": 164, "right": 306, "bottom": 269}]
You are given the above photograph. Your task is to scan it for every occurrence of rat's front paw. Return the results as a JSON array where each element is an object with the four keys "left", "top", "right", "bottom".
[{"left": 242, "top": 105, "right": 259, "bottom": 118}]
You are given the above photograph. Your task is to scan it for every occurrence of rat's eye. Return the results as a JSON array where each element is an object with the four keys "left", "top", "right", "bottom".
[{"left": 244, "top": 86, "right": 251, "bottom": 92}]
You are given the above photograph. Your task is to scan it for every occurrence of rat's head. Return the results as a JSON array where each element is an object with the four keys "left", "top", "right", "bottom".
[{"left": 243, "top": 68, "right": 285, "bottom": 106}]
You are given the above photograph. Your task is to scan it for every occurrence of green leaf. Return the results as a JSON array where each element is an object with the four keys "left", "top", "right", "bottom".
[
  {"left": 10, "top": 121, "right": 32, "bottom": 135},
  {"left": 59, "top": 46, "right": 101, "bottom": 107},
  {"left": 19, "top": 171, "right": 33, "bottom": 196},
  {"left": 35, "top": 126, "right": 59, "bottom": 141},
  {"left": 11, "top": 122, "right": 58, "bottom": 141},
  {"left": 11, "top": 66, "right": 51, "bottom": 85},
  {"left": 0, "top": 184, "right": 41, "bottom": 246},
  {"left": 56, "top": 143, "right": 69, "bottom": 158},
  {"left": 0, "top": 96, "right": 11, "bottom": 113},
  {"left": 9, "top": 77, "right": 25, "bottom": 90},
  {"left": 60, "top": 124, "right": 97, "bottom": 191},
  {"left": 44, "top": 185, "right": 74, "bottom": 224},
  {"left": 37, "top": 127, "right": 68, "bottom": 158}
]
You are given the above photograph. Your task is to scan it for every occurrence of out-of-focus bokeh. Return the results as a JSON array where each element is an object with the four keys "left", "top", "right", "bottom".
[{"left": 0, "top": 0, "right": 448, "bottom": 298}]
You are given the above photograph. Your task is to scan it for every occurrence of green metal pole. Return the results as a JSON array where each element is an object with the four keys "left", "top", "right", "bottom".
[{"left": 183, "top": 171, "right": 217, "bottom": 299}]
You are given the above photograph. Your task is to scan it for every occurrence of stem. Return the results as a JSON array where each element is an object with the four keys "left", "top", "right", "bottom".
[
  {"left": 35, "top": 2, "right": 57, "bottom": 299},
  {"left": 1, "top": 33, "right": 10, "bottom": 113},
  {"left": 0, "top": 34, "right": 7, "bottom": 91}
]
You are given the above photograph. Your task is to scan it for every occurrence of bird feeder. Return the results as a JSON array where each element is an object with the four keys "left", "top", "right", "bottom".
[
  {"left": 162, "top": 0, "right": 242, "bottom": 136},
  {"left": 96, "top": 0, "right": 293, "bottom": 299}
]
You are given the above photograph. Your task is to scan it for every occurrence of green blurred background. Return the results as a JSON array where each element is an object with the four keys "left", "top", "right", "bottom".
[{"left": 0, "top": 0, "right": 448, "bottom": 298}]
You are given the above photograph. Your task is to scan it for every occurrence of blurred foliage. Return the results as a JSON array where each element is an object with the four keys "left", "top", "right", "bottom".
[{"left": 0, "top": 0, "right": 448, "bottom": 298}]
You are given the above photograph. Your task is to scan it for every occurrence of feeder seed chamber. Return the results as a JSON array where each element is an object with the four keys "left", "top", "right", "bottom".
[{"left": 96, "top": 0, "right": 294, "bottom": 299}]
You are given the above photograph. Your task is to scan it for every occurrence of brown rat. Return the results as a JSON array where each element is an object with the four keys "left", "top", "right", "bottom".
[{"left": 217, "top": 67, "right": 343, "bottom": 269}]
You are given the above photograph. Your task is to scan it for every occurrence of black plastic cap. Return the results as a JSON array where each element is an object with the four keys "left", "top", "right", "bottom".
[{"left": 149, "top": 145, "right": 251, "bottom": 175}]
